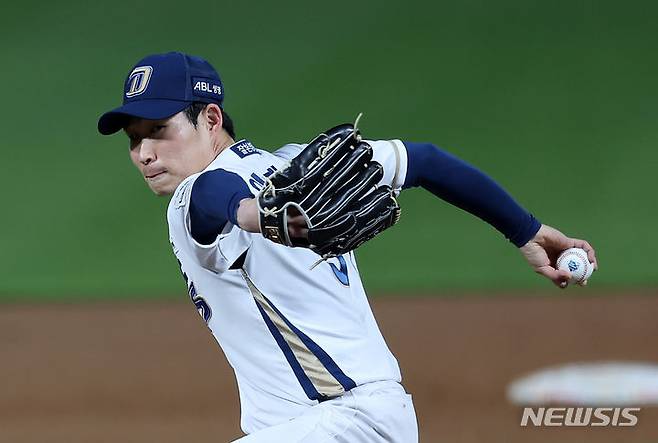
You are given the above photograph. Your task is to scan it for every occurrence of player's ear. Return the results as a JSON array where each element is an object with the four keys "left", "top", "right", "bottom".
[{"left": 203, "top": 103, "right": 223, "bottom": 134}]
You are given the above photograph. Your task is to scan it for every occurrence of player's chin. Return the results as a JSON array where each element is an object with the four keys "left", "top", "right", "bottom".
[{"left": 146, "top": 176, "right": 176, "bottom": 196}]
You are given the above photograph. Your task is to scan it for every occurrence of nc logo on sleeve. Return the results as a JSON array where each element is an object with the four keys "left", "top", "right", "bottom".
[{"left": 126, "top": 66, "right": 153, "bottom": 98}]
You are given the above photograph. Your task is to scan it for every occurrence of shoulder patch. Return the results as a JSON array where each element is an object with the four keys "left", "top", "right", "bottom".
[
  {"left": 173, "top": 176, "right": 195, "bottom": 209},
  {"left": 230, "top": 140, "right": 261, "bottom": 159}
]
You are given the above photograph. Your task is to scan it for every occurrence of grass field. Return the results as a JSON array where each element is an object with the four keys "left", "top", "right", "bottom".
[{"left": 2, "top": 0, "right": 657, "bottom": 298}]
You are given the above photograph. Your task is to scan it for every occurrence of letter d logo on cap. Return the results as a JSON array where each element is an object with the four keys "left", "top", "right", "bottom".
[{"left": 126, "top": 66, "right": 153, "bottom": 98}]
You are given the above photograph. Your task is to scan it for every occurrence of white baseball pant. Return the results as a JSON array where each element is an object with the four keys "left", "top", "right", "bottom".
[{"left": 233, "top": 380, "right": 418, "bottom": 442}]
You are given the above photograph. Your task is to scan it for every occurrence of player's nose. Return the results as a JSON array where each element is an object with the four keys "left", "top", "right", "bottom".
[{"left": 138, "top": 139, "right": 157, "bottom": 165}]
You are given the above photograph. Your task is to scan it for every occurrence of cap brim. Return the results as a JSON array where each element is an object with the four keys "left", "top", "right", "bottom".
[{"left": 97, "top": 99, "right": 191, "bottom": 135}]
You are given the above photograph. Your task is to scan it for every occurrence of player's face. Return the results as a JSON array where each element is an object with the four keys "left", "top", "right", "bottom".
[{"left": 126, "top": 112, "right": 214, "bottom": 195}]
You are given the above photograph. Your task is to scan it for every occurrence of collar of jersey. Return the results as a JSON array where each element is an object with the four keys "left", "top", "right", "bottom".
[{"left": 208, "top": 139, "right": 253, "bottom": 168}]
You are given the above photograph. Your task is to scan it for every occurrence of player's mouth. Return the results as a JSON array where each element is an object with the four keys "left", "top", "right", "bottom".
[{"left": 145, "top": 170, "right": 167, "bottom": 180}]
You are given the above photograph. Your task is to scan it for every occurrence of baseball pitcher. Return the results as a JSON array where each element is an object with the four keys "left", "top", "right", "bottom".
[{"left": 98, "top": 52, "right": 598, "bottom": 442}]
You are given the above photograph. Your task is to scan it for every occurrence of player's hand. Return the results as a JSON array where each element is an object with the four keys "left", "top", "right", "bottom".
[
  {"left": 236, "top": 198, "right": 309, "bottom": 239},
  {"left": 519, "top": 224, "right": 598, "bottom": 289},
  {"left": 286, "top": 210, "right": 309, "bottom": 240}
]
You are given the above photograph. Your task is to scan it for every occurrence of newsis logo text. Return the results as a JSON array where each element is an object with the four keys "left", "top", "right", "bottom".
[{"left": 520, "top": 407, "right": 640, "bottom": 427}]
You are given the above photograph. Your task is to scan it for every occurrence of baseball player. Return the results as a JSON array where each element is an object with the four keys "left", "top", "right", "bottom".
[{"left": 98, "top": 52, "right": 598, "bottom": 442}]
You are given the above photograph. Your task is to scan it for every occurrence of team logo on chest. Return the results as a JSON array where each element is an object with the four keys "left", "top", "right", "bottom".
[{"left": 125, "top": 66, "right": 153, "bottom": 98}]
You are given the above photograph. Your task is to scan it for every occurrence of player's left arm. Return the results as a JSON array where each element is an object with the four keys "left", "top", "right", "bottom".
[{"left": 399, "top": 141, "right": 598, "bottom": 288}]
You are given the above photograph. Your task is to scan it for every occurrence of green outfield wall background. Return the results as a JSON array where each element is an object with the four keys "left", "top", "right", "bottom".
[{"left": 2, "top": 0, "right": 656, "bottom": 299}]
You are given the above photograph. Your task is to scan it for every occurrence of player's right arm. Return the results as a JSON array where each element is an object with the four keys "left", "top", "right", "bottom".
[
  {"left": 369, "top": 139, "right": 542, "bottom": 246},
  {"left": 401, "top": 142, "right": 541, "bottom": 247},
  {"left": 399, "top": 141, "right": 598, "bottom": 287}
]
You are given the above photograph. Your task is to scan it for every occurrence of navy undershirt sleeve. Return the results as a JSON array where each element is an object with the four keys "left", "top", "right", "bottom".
[
  {"left": 402, "top": 142, "right": 541, "bottom": 247},
  {"left": 189, "top": 169, "right": 254, "bottom": 245}
]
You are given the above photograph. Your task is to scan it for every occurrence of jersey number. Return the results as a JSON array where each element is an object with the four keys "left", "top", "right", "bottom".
[
  {"left": 176, "top": 259, "right": 212, "bottom": 323},
  {"left": 189, "top": 282, "right": 212, "bottom": 323},
  {"left": 329, "top": 255, "right": 349, "bottom": 286}
]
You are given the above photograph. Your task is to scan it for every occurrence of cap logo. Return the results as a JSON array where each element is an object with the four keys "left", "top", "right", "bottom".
[
  {"left": 191, "top": 76, "right": 223, "bottom": 102},
  {"left": 193, "top": 81, "right": 222, "bottom": 95},
  {"left": 126, "top": 66, "right": 153, "bottom": 98}
]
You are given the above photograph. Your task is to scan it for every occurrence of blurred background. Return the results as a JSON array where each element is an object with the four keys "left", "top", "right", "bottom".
[{"left": 1, "top": 0, "right": 657, "bottom": 442}]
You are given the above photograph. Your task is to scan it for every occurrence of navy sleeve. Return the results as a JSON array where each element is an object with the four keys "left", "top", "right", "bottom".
[
  {"left": 403, "top": 142, "right": 541, "bottom": 247},
  {"left": 189, "top": 169, "right": 254, "bottom": 245}
]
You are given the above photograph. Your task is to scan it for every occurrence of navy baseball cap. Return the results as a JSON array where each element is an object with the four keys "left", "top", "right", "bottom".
[{"left": 98, "top": 52, "right": 224, "bottom": 135}]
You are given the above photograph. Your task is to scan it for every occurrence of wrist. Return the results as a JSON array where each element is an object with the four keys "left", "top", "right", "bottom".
[
  {"left": 513, "top": 217, "right": 542, "bottom": 248},
  {"left": 236, "top": 198, "right": 261, "bottom": 233}
]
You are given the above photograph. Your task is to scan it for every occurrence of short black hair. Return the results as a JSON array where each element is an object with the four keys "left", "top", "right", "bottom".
[{"left": 184, "top": 102, "right": 236, "bottom": 139}]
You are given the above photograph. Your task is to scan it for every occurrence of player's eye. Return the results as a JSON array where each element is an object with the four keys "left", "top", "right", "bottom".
[
  {"left": 152, "top": 125, "right": 167, "bottom": 134},
  {"left": 128, "top": 134, "right": 141, "bottom": 149}
]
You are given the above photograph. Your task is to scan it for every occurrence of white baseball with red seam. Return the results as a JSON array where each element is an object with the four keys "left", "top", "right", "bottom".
[{"left": 556, "top": 247, "right": 594, "bottom": 285}]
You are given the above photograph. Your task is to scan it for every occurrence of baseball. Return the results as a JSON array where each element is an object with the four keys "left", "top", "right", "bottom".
[{"left": 556, "top": 247, "right": 594, "bottom": 285}]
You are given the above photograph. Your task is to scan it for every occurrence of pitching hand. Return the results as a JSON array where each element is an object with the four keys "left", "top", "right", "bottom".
[{"left": 519, "top": 224, "right": 598, "bottom": 289}]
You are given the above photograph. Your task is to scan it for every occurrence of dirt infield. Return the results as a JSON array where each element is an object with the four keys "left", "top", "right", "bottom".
[{"left": 1, "top": 293, "right": 657, "bottom": 442}]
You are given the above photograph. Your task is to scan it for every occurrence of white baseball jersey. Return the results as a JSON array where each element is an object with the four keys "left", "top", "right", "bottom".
[{"left": 167, "top": 138, "right": 409, "bottom": 434}]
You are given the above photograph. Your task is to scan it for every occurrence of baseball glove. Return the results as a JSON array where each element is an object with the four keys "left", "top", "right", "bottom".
[{"left": 256, "top": 118, "right": 401, "bottom": 260}]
